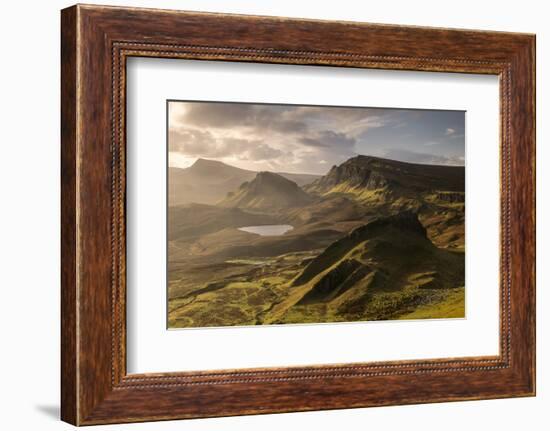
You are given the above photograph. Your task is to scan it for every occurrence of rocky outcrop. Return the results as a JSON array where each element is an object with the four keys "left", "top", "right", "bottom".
[
  {"left": 307, "top": 157, "right": 394, "bottom": 192},
  {"left": 305, "top": 155, "right": 464, "bottom": 196}
]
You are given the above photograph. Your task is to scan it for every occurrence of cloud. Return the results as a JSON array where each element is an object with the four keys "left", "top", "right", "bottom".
[
  {"left": 168, "top": 101, "right": 465, "bottom": 174},
  {"left": 173, "top": 103, "right": 388, "bottom": 140},
  {"left": 169, "top": 128, "right": 216, "bottom": 155},
  {"left": 300, "top": 131, "right": 356, "bottom": 150},
  {"left": 169, "top": 128, "right": 282, "bottom": 161},
  {"left": 176, "top": 103, "right": 308, "bottom": 134},
  {"left": 239, "top": 141, "right": 284, "bottom": 161},
  {"left": 382, "top": 148, "right": 464, "bottom": 166},
  {"left": 169, "top": 103, "right": 369, "bottom": 171}
]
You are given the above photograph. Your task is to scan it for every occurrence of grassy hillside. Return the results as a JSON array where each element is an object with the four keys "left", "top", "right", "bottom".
[
  {"left": 168, "top": 212, "right": 464, "bottom": 327},
  {"left": 264, "top": 211, "right": 464, "bottom": 324},
  {"left": 304, "top": 155, "right": 465, "bottom": 248}
]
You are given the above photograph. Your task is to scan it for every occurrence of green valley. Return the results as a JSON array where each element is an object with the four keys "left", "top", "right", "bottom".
[{"left": 167, "top": 155, "right": 465, "bottom": 328}]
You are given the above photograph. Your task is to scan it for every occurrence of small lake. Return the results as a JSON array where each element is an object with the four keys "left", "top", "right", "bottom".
[{"left": 238, "top": 224, "right": 294, "bottom": 236}]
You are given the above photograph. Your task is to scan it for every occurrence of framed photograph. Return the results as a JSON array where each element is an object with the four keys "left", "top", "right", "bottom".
[
  {"left": 165, "top": 101, "right": 467, "bottom": 329},
  {"left": 61, "top": 4, "right": 536, "bottom": 425}
]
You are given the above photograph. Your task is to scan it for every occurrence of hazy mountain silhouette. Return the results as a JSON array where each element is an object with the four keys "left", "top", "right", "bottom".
[
  {"left": 169, "top": 158, "right": 320, "bottom": 205},
  {"left": 219, "top": 171, "right": 315, "bottom": 210}
]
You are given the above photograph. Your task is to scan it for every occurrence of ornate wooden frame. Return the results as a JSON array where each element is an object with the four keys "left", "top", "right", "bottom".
[{"left": 61, "top": 4, "right": 536, "bottom": 425}]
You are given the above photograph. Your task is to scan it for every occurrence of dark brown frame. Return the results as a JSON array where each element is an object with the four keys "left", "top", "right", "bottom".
[{"left": 61, "top": 4, "right": 536, "bottom": 426}]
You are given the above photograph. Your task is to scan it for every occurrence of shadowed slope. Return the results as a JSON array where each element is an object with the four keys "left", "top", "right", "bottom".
[
  {"left": 292, "top": 210, "right": 429, "bottom": 287},
  {"left": 262, "top": 211, "right": 464, "bottom": 323}
]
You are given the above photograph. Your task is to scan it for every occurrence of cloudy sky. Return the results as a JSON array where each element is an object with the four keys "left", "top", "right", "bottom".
[{"left": 168, "top": 101, "right": 465, "bottom": 175}]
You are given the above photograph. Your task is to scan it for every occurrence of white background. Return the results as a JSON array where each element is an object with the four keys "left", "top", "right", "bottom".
[
  {"left": 127, "top": 59, "right": 500, "bottom": 373},
  {"left": 0, "top": 0, "right": 547, "bottom": 430}
]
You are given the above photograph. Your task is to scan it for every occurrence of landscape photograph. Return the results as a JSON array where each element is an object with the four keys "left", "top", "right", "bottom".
[{"left": 167, "top": 101, "right": 466, "bottom": 329}]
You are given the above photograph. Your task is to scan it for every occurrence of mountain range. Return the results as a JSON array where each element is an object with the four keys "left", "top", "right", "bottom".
[
  {"left": 167, "top": 154, "right": 466, "bottom": 328},
  {"left": 169, "top": 158, "right": 320, "bottom": 206},
  {"left": 306, "top": 155, "right": 464, "bottom": 195}
]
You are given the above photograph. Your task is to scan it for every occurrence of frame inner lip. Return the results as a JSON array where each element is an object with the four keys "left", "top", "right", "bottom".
[{"left": 115, "top": 44, "right": 511, "bottom": 384}]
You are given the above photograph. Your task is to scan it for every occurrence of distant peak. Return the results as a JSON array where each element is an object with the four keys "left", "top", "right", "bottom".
[
  {"left": 220, "top": 170, "right": 313, "bottom": 210},
  {"left": 192, "top": 158, "right": 225, "bottom": 167},
  {"left": 253, "top": 171, "right": 297, "bottom": 186},
  {"left": 256, "top": 171, "right": 280, "bottom": 179}
]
